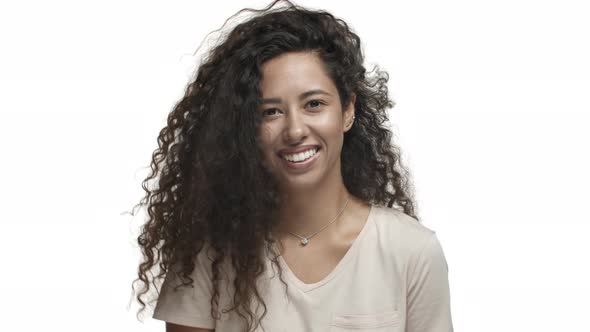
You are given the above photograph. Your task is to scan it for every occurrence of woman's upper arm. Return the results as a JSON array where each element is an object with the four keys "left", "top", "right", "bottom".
[
  {"left": 405, "top": 232, "right": 454, "bottom": 331},
  {"left": 166, "top": 322, "right": 214, "bottom": 332},
  {"left": 152, "top": 245, "right": 218, "bottom": 329}
]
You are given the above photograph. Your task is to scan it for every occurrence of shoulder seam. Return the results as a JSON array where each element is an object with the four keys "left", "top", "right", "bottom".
[{"left": 406, "top": 232, "right": 437, "bottom": 287}]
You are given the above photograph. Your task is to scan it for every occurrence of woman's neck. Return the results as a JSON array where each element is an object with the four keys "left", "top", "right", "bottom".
[{"left": 272, "top": 185, "right": 353, "bottom": 239}]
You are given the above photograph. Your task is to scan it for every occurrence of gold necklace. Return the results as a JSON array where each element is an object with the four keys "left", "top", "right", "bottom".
[{"left": 285, "top": 197, "right": 350, "bottom": 247}]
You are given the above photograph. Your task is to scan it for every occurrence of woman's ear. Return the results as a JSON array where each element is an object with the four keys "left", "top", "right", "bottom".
[{"left": 343, "top": 93, "right": 357, "bottom": 133}]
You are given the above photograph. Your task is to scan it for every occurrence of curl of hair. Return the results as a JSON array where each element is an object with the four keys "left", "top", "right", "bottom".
[{"left": 130, "top": 1, "right": 419, "bottom": 331}]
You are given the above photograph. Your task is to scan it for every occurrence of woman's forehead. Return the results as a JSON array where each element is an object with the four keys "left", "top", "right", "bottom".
[{"left": 259, "top": 52, "right": 335, "bottom": 97}]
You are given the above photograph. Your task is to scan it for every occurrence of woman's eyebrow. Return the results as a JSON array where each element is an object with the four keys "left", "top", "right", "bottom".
[{"left": 261, "top": 89, "right": 331, "bottom": 105}]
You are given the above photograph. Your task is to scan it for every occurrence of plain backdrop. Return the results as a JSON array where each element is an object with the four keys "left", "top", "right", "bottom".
[{"left": 1, "top": 0, "right": 588, "bottom": 331}]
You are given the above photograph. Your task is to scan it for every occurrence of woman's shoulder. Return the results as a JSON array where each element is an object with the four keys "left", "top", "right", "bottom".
[
  {"left": 372, "top": 203, "right": 435, "bottom": 235},
  {"left": 370, "top": 204, "right": 438, "bottom": 257}
]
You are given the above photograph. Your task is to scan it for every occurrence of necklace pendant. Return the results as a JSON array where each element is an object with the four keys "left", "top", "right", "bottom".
[{"left": 300, "top": 238, "right": 309, "bottom": 246}]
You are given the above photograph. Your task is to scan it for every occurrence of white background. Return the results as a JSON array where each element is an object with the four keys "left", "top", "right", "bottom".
[{"left": 1, "top": 0, "right": 588, "bottom": 331}]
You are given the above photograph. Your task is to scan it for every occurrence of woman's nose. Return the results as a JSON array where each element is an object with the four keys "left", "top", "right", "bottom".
[{"left": 283, "top": 110, "right": 308, "bottom": 143}]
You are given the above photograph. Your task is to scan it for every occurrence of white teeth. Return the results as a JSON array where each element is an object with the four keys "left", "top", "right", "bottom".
[{"left": 281, "top": 148, "right": 318, "bottom": 162}]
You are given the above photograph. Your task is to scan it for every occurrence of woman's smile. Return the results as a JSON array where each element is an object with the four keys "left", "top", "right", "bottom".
[{"left": 278, "top": 146, "right": 321, "bottom": 172}]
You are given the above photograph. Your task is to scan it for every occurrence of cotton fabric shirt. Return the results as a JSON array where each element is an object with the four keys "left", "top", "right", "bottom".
[{"left": 152, "top": 204, "right": 454, "bottom": 331}]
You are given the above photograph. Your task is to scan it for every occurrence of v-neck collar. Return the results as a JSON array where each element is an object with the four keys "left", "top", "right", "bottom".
[{"left": 276, "top": 203, "right": 377, "bottom": 293}]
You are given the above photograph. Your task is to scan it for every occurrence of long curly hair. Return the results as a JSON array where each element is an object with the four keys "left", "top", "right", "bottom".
[{"left": 130, "top": 0, "right": 420, "bottom": 331}]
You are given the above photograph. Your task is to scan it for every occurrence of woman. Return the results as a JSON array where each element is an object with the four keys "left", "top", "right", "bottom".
[{"left": 131, "top": 1, "right": 454, "bottom": 331}]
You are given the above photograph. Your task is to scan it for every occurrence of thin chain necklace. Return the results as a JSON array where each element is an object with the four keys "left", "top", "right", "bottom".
[{"left": 285, "top": 197, "right": 350, "bottom": 247}]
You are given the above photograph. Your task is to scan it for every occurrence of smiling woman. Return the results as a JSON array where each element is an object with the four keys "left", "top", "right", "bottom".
[
  {"left": 256, "top": 51, "right": 356, "bottom": 190},
  {"left": 130, "top": 1, "right": 454, "bottom": 331}
]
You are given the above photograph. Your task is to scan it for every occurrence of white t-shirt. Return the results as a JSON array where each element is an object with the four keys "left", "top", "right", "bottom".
[{"left": 152, "top": 204, "right": 454, "bottom": 331}]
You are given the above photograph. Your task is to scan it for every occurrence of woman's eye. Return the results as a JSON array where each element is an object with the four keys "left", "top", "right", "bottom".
[
  {"left": 307, "top": 100, "right": 324, "bottom": 109},
  {"left": 262, "top": 108, "right": 280, "bottom": 117}
]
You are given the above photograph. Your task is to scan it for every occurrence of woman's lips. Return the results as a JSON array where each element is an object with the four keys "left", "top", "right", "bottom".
[{"left": 277, "top": 148, "right": 320, "bottom": 171}]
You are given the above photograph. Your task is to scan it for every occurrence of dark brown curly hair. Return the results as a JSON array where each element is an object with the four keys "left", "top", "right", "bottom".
[{"left": 130, "top": 0, "right": 420, "bottom": 331}]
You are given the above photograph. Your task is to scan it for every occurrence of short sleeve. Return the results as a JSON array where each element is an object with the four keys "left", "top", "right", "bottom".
[
  {"left": 152, "top": 246, "right": 217, "bottom": 329},
  {"left": 406, "top": 233, "right": 454, "bottom": 332}
]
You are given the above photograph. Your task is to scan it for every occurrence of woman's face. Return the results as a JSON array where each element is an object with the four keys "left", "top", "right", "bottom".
[{"left": 256, "top": 51, "right": 355, "bottom": 190}]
